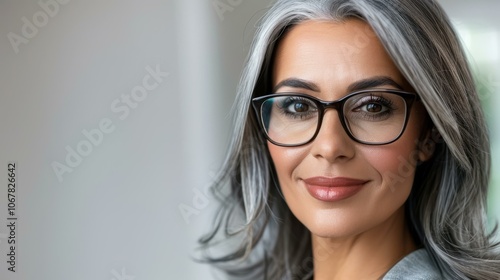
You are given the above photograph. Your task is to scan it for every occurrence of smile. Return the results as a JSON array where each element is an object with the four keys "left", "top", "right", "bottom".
[{"left": 302, "top": 177, "right": 369, "bottom": 202}]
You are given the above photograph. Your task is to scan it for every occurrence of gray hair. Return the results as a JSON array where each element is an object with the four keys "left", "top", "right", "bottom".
[{"left": 199, "top": 0, "right": 500, "bottom": 279}]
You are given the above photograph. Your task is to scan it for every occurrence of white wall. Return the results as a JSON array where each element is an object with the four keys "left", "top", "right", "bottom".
[{"left": 0, "top": 0, "right": 275, "bottom": 279}]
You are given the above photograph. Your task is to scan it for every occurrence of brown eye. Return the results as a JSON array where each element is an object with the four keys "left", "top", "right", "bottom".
[
  {"left": 294, "top": 102, "right": 309, "bottom": 112},
  {"left": 366, "top": 103, "right": 383, "bottom": 113}
]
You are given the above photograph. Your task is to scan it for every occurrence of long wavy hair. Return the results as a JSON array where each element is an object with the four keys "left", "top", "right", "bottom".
[{"left": 199, "top": 0, "right": 500, "bottom": 279}]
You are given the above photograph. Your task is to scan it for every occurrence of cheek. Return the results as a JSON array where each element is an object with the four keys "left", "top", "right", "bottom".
[
  {"left": 363, "top": 138, "right": 421, "bottom": 191},
  {"left": 368, "top": 108, "right": 425, "bottom": 188},
  {"left": 267, "top": 143, "right": 307, "bottom": 179}
]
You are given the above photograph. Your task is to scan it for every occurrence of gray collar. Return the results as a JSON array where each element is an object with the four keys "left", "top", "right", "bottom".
[{"left": 382, "top": 249, "right": 443, "bottom": 280}]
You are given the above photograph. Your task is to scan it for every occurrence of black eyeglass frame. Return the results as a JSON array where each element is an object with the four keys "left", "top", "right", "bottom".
[{"left": 251, "top": 89, "right": 418, "bottom": 147}]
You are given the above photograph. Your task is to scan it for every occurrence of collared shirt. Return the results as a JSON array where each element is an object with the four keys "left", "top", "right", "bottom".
[{"left": 383, "top": 249, "right": 443, "bottom": 279}]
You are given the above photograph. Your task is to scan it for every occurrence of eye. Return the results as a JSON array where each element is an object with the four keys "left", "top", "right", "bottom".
[
  {"left": 345, "top": 93, "right": 398, "bottom": 122},
  {"left": 351, "top": 95, "right": 393, "bottom": 114},
  {"left": 362, "top": 103, "right": 387, "bottom": 113},
  {"left": 273, "top": 96, "right": 318, "bottom": 120},
  {"left": 289, "top": 101, "right": 310, "bottom": 113}
]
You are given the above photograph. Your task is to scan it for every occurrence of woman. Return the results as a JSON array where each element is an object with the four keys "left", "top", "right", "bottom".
[{"left": 200, "top": 0, "right": 500, "bottom": 279}]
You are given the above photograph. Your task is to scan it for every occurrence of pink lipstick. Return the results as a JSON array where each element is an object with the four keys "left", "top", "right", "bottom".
[{"left": 303, "top": 177, "right": 368, "bottom": 202}]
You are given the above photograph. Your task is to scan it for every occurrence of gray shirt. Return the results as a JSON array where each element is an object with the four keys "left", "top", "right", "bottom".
[{"left": 383, "top": 249, "right": 443, "bottom": 279}]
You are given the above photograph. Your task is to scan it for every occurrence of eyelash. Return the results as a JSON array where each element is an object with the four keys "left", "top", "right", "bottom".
[
  {"left": 358, "top": 95, "right": 394, "bottom": 109},
  {"left": 277, "top": 97, "right": 317, "bottom": 119},
  {"left": 272, "top": 93, "right": 398, "bottom": 123},
  {"left": 351, "top": 95, "right": 395, "bottom": 119}
]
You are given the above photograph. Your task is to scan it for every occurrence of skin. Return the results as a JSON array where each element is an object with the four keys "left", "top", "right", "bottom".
[{"left": 269, "top": 20, "right": 434, "bottom": 279}]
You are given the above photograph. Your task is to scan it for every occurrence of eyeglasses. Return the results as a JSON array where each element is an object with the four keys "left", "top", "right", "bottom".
[{"left": 251, "top": 89, "right": 417, "bottom": 147}]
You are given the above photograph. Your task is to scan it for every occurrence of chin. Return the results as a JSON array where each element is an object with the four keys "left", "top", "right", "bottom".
[
  {"left": 292, "top": 207, "right": 366, "bottom": 239},
  {"left": 293, "top": 201, "right": 407, "bottom": 241}
]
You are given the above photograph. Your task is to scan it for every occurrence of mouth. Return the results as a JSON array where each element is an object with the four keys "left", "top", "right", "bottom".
[{"left": 302, "top": 177, "right": 369, "bottom": 202}]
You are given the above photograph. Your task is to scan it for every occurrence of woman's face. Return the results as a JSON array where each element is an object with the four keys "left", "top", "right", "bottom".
[{"left": 269, "top": 20, "right": 432, "bottom": 238}]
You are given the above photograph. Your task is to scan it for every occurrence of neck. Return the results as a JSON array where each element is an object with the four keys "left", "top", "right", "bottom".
[{"left": 312, "top": 207, "right": 417, "bottom": 280}]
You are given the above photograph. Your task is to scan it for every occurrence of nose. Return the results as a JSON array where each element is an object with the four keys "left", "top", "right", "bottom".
[{"left": 310, "top": 109, "right": 356, "bottom": 163}]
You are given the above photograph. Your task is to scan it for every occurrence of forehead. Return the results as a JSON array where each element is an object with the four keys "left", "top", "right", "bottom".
[{"left": 272, "top": 19, "right": 407, "bottom": 95}]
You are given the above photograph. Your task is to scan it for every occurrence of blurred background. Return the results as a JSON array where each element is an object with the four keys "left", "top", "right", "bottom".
[
  {"left": 0, "top": 0, "right": 498, "bottom": 279},
  {"left": 438, "top": 0, "right": 500, "bottom": 232}
]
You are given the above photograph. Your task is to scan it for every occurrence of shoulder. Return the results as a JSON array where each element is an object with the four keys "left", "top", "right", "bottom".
[{"left": 382, "top": 248, "right": 444, "bottom": 280}]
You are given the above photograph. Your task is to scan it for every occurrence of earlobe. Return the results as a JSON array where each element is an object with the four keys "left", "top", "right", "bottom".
[{"left": 418, "top": 127, "right": 438, "bottom": 162}]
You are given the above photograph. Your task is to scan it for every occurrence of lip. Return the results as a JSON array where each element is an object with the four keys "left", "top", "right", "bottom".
[{"left": 303, "top": 177, "right": 369, "bottom": 202}]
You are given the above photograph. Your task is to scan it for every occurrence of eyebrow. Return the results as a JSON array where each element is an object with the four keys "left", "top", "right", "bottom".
[
  {"left": 273, "top": 76, "right": 404, "bottom": 93},
  {"left": 347, "top": 76, "right": 404, "bottom": 92},
  {"left": 273, "top": 78, "right": 320, "bottom": 93}
]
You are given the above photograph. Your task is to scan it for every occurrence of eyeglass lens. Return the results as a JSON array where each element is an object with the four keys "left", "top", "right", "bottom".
[{"left": 259, "top": 92, "right": 408, "bottom": 145}]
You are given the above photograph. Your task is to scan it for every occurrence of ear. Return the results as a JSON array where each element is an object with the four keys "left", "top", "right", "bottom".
[{"left": 418, "top": 127, "right": 438, "bottom": 162}]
